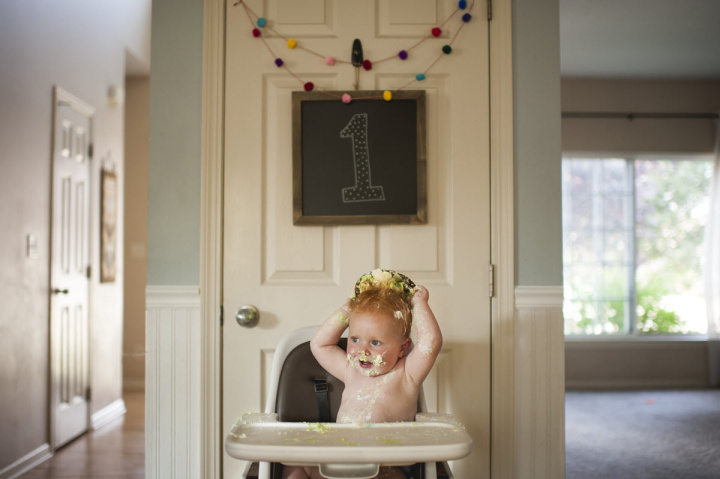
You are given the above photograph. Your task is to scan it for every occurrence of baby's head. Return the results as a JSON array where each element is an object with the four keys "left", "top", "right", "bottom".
[
  {"left": 350, "top": 269, "right": 416, "bottom": 336},
  {"left": 345, "top": 269, "right": 416, "bottom": 376}
]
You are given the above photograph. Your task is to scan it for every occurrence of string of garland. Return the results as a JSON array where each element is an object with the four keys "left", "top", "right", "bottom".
[{"left": 233, "top": 0, "right": 475, "bottom": 102}]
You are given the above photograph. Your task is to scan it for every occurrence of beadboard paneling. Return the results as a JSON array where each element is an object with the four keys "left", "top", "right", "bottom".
[
  {"left": 146, "top": 286, "right": 201, "bottom": 479},
  {"left": 515, "top": 286, "right": 565, "bottom": 479}
]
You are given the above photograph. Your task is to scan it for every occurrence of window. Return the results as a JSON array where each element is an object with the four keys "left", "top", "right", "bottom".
[{"left": 562, "top": 156, "right": 712, "bottom": 336}]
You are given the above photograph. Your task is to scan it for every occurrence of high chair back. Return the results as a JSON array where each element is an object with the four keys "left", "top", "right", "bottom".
[{"left": 242, "top": 326, "right": 451, "bottom": 479}]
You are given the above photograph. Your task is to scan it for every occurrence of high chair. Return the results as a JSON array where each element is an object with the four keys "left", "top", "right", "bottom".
[{"left": 225, "top": 325, "right": 471, "bottom": 479}]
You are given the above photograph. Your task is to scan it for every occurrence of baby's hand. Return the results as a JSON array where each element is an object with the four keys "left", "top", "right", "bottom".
[{"left": 413, "top": 285, "right": 429, "bottom": 304}]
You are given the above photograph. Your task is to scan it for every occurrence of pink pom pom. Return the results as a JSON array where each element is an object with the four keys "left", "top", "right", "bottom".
[
  {"left": 304, "top": 82, "right": 314, "bottom": 92},
  {"left": 252, "top": 28, "right": 261, "bottom": 38},
  {"left": 342, "top": 93, "right": 352, "bottom": 104},
  {"left": 325, "top": 56, "right": 335, "bottom": 66},
  {"left": 431, "top": 27, "right": 441, "bottom": 37},
  {"left": 362, "top": 59, "right": 372, "bottom": 71}
]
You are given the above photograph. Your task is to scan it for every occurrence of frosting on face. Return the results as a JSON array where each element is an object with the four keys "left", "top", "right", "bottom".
[{"left": 346, "top": 350, "right": 387, "bottom": 377}]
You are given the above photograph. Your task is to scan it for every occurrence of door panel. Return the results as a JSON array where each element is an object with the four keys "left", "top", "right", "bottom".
[
  {"left": 223, "top": 2, "right": 489, "bottom": 477},
  {"left": 51, "top": 88, "right": 92, "bottom": 449}
]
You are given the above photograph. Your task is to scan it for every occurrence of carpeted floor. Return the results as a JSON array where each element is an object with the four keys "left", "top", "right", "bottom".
[{"left": 566, "top": 390, "right": 720, "bottom": 479}]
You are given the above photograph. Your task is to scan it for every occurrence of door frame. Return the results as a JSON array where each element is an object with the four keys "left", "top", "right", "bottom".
[{"left": 198, "top": 0, "right": 516, "bottom": 476}]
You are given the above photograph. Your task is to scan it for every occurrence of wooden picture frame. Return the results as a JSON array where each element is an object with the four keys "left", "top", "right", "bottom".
[
  {"left": 100, "top": 169, "right": 117, "bottom": 283},
  {"left": 292, "top": 90, "right": 427, "bottom": 225}
]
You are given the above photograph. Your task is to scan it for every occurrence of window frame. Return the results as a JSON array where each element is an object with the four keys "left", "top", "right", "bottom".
[{"left": 562, "top": 152, "right": 713, "bottom": 340}]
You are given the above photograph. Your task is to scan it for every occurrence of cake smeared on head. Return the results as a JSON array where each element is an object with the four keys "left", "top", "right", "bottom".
[{"left": 349, "top": 269, "right": 416, "bottom": 338}]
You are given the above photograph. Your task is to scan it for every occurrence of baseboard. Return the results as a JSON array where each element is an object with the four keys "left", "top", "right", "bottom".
[
  {"left": 0, "top": 444, "right": 52, "bottom": 479},
  {"left": 91, "top": 399, "right": 127, "bottom": 430},
  {"left": 566, "top": 378, "right": 709, "bottom": 390}
]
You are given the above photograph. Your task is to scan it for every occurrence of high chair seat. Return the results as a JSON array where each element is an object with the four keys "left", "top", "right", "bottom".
[{"left": 225, "top": 326, "right": 470, "bottom": 479}]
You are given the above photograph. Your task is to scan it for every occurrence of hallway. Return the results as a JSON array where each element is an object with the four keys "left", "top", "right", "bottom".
[{"left": 19, "top": 392, "right": 144, "bottom": 478}]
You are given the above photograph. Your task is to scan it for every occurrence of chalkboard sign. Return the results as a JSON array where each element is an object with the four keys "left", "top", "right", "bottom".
[{"left": 292, "top": 90, "right": 427, "bottom": 225}]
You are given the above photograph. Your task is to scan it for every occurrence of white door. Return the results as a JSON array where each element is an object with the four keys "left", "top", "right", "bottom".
[
  {"left": 50, "top": 87, "right": 93, "bottom": 449},
  {"left": 223, "top": 1, "right": 490, "bottom": 477}
]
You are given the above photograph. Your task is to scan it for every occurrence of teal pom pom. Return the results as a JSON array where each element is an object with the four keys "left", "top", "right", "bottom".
[
  {"left": 416, "top": 73, "right": 426, "bottom": 81},
  {"left": 257, "top": 17, "right": 266, "bottom": 28}
]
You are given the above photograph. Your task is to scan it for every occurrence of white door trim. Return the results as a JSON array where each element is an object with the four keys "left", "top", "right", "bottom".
[
  {"left": 200, "top": 0, "right": 224, "bottom": 477},
  {"left": 489, "top": 0, "right": 517, "bottom": 476},
  {"left": 198, "top": 0, "right": 520, "bottom": 476}
]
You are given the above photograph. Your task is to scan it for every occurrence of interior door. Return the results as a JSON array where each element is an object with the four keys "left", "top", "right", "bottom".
[
  {"left": 50, "top": 87, "right": 93, "bottom": 449},
  {"left": 223, "top": 1, "right": 490, "bottom": 477}
]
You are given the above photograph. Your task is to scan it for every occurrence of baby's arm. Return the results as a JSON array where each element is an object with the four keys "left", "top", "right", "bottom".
[
  {"left": 405, "top": 285, "right": 443, "bottom": 385},
  {"left": 310, "top": 302, "right": 351, "bottom": 382}
]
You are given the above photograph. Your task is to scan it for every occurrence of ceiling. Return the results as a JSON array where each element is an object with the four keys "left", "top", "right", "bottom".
[{"left": 560, "top": 0, "right": 720, "bottom": 79}]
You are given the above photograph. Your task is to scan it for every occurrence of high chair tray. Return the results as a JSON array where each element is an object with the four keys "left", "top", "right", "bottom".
[{"left": 225, "top": 412, "right": 472, "bottom": 467}]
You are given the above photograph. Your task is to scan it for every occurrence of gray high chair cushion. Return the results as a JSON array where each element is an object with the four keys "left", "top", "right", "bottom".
[{"left": 275, "top": 339, "right": 346, "bottom": 422}]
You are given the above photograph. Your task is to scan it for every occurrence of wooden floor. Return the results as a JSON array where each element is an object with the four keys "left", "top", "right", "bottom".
[{"left": 20, "top": 392, "right": 144, "bottom": 478}]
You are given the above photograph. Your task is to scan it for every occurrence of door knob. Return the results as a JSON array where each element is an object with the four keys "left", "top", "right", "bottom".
[
  {"left": 52, "top": 288, "right": 69, "bottom": 295},
  {"left": 235, "top": 305, "right": 260, "bottom": 328}
]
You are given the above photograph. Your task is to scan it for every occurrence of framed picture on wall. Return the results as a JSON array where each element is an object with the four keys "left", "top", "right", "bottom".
[
  {"left": 292, "top": 90, "right": 427, "bottom": 225},
  {"left": 100, "top": 169, "right": 117, "bottom": 283}
]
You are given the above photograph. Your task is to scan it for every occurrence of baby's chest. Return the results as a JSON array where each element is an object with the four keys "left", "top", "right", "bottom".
[{"left": 340, "top": 374, "right": 418, "bottom": 422}]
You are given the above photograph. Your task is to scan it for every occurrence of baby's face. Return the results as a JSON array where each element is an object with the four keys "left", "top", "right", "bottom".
[{"left": 347, "top": 310, "right": 410, "bottom": 377}]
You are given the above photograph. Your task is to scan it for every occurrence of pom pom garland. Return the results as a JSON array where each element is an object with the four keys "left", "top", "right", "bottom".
[{"left": 236, "top": 0, "right": 476, "bottom": 100}]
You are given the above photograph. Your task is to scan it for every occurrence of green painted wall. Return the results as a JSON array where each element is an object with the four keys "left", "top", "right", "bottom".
[
  {"left": 513, "top": 0, "right": 563, "bottom": 286},
  {"left": 147, "top": 0, "right": 204, "bottom": 285}
]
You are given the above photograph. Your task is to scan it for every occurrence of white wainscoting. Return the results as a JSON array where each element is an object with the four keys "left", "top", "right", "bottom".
[
  {"left": 515, "top": 286, "right": 565, "bottom": 479},
  {"left": 146, "top": 286, "right": 202, "bottom": 479}
]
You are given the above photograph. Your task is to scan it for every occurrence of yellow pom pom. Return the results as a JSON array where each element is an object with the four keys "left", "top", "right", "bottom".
[
  {"left": 383, "top": 90, "right": 392, "bottom": 101},
  {"left": 287, "top": 38, "right": 297, "bottom": 49}
]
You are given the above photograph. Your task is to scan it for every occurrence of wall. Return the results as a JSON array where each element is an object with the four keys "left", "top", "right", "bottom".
[
  {"left": 147, "top": 0, "right": 204, "bottom": 287},
  {"left": 512, "top": 1, "right": 565, "bottom": 476},
  {"left": 562, "top": 78, "right": 720, "bottom": 154},
  {"left": 562, "top": 78, "right": 720, "bottom": 389},
  {"left": 124, "top": 76, "right": 150, "bottom": 392},
  {"left": 513, "top": 0, "right": 564, "bottom": 287},
  {"left": 0, "top": 1, "right": 150, "bottom": 475}
]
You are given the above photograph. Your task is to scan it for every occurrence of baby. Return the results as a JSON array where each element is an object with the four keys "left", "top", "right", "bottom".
[{"left": 282, "top": 269, "right": 443, "bottom": 479}]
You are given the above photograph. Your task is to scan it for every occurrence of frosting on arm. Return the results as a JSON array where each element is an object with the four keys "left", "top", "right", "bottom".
[
  {"left": 405, "top": 285, "right": 443, "bottom": 385},
  {"left": 310, "top": 303, "right": 351, "bottom": 382}
]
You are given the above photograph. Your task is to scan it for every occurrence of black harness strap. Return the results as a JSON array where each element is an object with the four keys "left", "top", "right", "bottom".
[{"left": 313, "top": 379, "right": 331, "bottom": 422}]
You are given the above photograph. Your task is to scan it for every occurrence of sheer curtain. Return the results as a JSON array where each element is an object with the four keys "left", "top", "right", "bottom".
[{"left": 705, "top": 116, "right": 720, "bottom": 386}]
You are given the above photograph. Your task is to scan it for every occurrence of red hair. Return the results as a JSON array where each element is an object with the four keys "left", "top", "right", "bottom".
[{"left": 349, "top": 287, "right": 412, "bottom": 338}]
